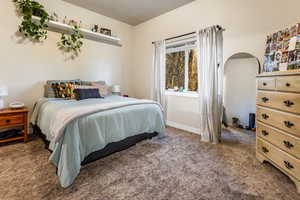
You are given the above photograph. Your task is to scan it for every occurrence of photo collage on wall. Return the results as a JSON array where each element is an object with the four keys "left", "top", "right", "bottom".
[{"left": 263, "top": 23, "right": 300, "bottom": 72}]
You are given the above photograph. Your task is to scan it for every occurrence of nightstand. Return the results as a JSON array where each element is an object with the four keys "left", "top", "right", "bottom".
[{"left": 0, "top": 108, "right": 29, "bottom": 144}]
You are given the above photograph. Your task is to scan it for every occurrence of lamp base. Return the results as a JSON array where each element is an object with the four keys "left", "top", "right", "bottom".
[{"left": 0, "top": 98, "right": 4, "bottom": 110}]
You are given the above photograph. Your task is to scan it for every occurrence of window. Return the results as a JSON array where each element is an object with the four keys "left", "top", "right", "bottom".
[{"left": 165, "top": 40, "right": 198, "bottom": 92}]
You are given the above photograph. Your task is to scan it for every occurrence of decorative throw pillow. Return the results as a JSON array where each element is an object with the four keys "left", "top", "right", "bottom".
[
  {"left": 91, "top": 83, "right": 109, "bottom": 97},
  {"left": 52, "top": 82, "right": 78, "bottom": 99},
  {"left": 73, "top": 88, "right": 101, "bottom": 100},
  {"left": 45, "top": 79, "right": 80, "bottom": 98}
]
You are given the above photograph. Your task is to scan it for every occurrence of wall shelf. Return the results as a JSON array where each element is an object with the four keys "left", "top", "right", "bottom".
[{"left": 32, "top": 16, "right": 121, "bottom": 46}]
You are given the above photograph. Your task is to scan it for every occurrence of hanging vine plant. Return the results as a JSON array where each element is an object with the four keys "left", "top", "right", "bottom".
[
  {"left": 57, "top": 26, "right": 84, "bottom": 56},
  {"left": 14, "top": 0, "right": 49, "bottom": 41}
]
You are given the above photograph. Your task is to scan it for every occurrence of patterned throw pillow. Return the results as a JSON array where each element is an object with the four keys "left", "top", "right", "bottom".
[
  {"left": 52, "top": 82, "right": 78, "bottom": 99},
  {"left": 45, "top": 79, "right": 80, "bottom": 98}
]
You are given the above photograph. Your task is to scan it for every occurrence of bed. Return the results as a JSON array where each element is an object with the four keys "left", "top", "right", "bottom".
[{"left": 30, "top": 95, "right": 165, "bottom": 188}]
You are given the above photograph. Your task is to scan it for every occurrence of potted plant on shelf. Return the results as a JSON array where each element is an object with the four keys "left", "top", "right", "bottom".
[
  {"left": 14, "top": 0, "right": 49, "bottom": 41},
  {"left": 57, "top": 26, "right": 84, "bottom": 57}
]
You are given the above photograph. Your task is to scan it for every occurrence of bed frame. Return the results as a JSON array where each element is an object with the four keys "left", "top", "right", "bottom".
[{"left": 33, "top": 125, "right": 158, "bottom": 165}]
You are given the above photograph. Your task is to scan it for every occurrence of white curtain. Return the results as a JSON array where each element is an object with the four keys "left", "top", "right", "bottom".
[
  {"left": 196, "top": 26, "right": 224, "bottom": 144},
  {"left": 152, "top": 41, "right": 167, "bottom": 119}
]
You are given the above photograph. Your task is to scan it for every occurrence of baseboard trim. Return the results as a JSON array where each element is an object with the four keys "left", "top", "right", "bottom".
[{"left": 166, "top": 121, "right": 200, "bottom": 135}]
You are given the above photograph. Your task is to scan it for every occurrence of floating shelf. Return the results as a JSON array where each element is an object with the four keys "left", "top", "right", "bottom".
[{"left": 32, "top": 16, "right": 121, "bottom": 46}]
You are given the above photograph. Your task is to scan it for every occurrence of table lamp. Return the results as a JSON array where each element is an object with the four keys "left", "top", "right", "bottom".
[
  {"left": 111, "top": 85, "right": 121, "bottom": 93},
  {"left": 0, "top": 85, "right": 8, "bottom": 110}
]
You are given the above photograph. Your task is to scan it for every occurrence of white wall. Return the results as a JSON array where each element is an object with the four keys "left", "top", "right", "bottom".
[
  {"left": 131, "top": 0, "right": 300, "bottom": 133},
  {"left": 224, "top": 58, "right": 258, "bottom": 126},
  {"left": 0, "top": 0, "right": 133, "bottom": 111}
]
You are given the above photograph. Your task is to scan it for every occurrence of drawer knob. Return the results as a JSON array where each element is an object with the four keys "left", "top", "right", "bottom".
[
  {"left": 283, "top": 140, "right": 294, "bottom": 149},
  {"left": 284, "top": 100, "right": 294, "bottom": 107},
  {"left": 263, "top": 82, "right": 267, "bottom": 86},
  {"left": 262, "top": 97, "right": 269, "bottom": 103},
  {"left": 284, "top": 161, "right": 294, "bottom": 170},
  {"left": 6, "top": 119, "right": 11, "bottom": 123},
  {"left": 261, "top": 146, "right": 269, "bottom": 153},
  {"left": 284, "top": 121, "right": 294, "bottom": 128},
  {"left": 262, "top": 130, "right": 269, "bottom": 136},
  {"left": 262, "top": 114, "right": 269, "bottom": 119},
  {"left": 286, "top": 83, "right": 291, "bottom": 87}
]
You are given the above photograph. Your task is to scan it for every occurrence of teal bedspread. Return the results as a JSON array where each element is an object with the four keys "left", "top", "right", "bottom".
[{"left": 31, "top": 96, "right": 165, "bottom": 188}]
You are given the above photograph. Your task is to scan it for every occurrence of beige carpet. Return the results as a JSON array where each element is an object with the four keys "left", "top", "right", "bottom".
[{"left": 0, "top": 127, "right": 299, "bottom": 200}]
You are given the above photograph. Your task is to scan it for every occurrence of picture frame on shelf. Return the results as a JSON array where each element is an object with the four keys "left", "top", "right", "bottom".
[{"left": 100, "top": 28, "right": 112, "bottom": 36}]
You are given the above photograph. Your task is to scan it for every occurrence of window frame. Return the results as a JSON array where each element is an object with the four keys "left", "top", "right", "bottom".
[{"left": 165, "top": 41, "right": 197, "bottom": 94}]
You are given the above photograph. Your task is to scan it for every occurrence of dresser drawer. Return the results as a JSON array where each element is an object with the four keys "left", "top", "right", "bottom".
[
  {"left": 257, "top": 138, "right": 300, "bottom": 180},
  {"left": 257, "top": 122, "right": 300, "bottom": 159},
  {"left": 257, "top": 91, "right": 300, "bottom": 114},
  {"left": 257, "top": 77, "right": 276, "bottom": 90},
  {"left": 276, "top": 76, "right": 300, "bottom": 92},
  {"left": 257, "top": 107, "right": 300, "bottom": 137},
  {"left": 0, "top": 114, "right": 24, "bottom": 127}
]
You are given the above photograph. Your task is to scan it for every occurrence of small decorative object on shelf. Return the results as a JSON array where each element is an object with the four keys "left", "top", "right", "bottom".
[
  {"left": 91, "top": 24, "right": 99, "bottom": 33},
  {"left": 49, "top": 12, "right": 59, "bottom": 22},
  {"left": 100, "top": 28, "right": 112, "bottom": 36},
  {"left": 263, "top": 22, "right": 300, "bottom": 73},
  {"left": 0, "top": 85, "right": 8, "bottom": 110},
  {"left": 68, "top": 19, "right": 79, "bottom": 27},
  {"left": 63, "top": 16, "right": 68, "bottom": 24},
  {"left": 0, "top": 107, "right": 29, "bottom": 144}
]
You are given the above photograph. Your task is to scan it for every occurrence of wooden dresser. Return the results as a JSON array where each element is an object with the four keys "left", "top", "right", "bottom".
[{"left": 256, "top": 70, "right": 300, "bottom": 193}]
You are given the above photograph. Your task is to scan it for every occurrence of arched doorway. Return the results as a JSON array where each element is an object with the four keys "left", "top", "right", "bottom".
[{"left": 223, "top": 52, "right": 260, "bottom": 129}]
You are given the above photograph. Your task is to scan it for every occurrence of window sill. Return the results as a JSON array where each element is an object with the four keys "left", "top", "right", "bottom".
[{"left": 165, "top": 90, "right": 199, "bottom": 98}]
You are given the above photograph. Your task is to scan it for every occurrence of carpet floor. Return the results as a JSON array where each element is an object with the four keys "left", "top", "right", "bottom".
[{"left": 0, "top": 127, "right": 300, "bottom": 200}]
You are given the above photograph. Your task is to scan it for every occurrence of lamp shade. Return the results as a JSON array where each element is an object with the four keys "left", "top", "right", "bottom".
[
  {"left": 112, "top": 85, "right": 120, "bottom": 93},
  {"left": 0, "top": 85, "right": 8, "bottom": 96}
]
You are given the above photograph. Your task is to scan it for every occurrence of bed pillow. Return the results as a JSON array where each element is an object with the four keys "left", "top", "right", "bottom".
[
  {"left": 45, "top": 79, "right": 80, "bottom": 98},
  {"left": 80, "top": 80, "right": 106, "bottom": 86},
  {"left": 73, "top": 88, "right": 101, "bottom": 100},
  {"left": 90, "top": 83, "right": 109, "bottom": 97},
  {"left": 52, "top": 82, "right": 78, "bottom": 99}
]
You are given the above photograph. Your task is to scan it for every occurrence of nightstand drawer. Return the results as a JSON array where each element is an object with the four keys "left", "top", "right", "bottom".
[
  {"left": 0, "top": 114, "right": 24, "bottom": 127},
  {"left": 257, "top": 107, "right": 300, "bottom": 137},
  {"left": 257, "top": 138, "right": 300, "bottom": 180},
  {"left": 257, "top": 122, "right": 300, "bottom": 159}
]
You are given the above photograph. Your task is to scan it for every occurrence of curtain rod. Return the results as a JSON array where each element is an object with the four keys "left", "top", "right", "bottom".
[{"left": 152, "top": 25, "right": 225, "bottom": 44}]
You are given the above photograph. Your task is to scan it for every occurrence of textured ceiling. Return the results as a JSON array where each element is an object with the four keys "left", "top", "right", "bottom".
[{"left": 64, "top": 0, "right": 195, "bottom": 25}]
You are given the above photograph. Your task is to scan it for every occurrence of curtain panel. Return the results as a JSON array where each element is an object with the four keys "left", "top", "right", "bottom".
[
  {"left": 196, "top": 26, "right": 224, "bottom": 144},
  {"left": 152, "top": 41, "right": 167, "bottom": 120}
]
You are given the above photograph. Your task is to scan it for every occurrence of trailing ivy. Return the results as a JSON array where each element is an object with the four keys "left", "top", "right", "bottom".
[
  {"left": 14, "top": 0, "right": 49, "bottom": 41},
  {"left": 57, "top": 26, "right": 84, "bottom": 56}
]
